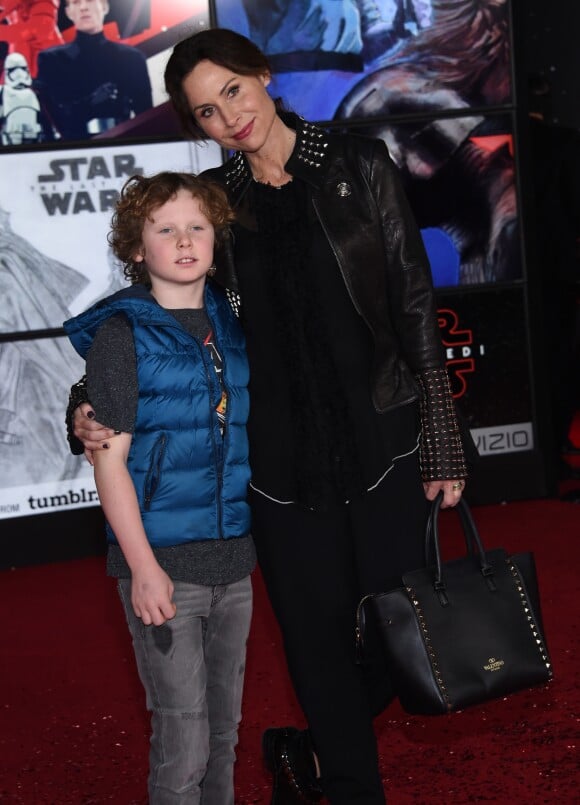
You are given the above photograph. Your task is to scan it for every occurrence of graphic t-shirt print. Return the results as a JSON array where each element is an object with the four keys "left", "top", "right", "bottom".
[{"left": 203, "top": 329, "right": 227, "bottom": 434}]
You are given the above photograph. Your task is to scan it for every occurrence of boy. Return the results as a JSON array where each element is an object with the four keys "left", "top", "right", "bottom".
[{"left": 64, "top": 172, "right": 255, "bottom": 804}]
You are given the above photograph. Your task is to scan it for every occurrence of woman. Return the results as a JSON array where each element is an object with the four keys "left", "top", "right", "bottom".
[{"left": 70, "top": 27, "right": 470, "bottom": 805}]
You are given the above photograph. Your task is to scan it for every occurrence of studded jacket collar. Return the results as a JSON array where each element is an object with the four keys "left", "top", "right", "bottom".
[{"left": 219, "top": 113, "right": 332, "bottom": 201}]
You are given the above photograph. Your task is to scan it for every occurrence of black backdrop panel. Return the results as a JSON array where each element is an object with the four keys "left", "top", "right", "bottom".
[
  {"left": 438, "top": 287, "right": 532, "bottom": 430},
  {"left": 437, "top": 286, "right": 548, "bottom": 503}
]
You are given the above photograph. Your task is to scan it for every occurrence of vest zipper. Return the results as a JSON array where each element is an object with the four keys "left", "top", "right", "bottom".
[
  {"left": 144, "top": 432, "right": 167, "bottom": 510},
  {"left": 198, "top": 332, "right": 225, "bottom": 539}
]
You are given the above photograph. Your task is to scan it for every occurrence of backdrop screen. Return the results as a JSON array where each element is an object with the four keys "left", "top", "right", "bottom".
[
  {"left": 0, "top": 0, "right": 210, "bottom": 148},
  {"left": 215, "top": 0, "right": 512, "bottom": 124}
]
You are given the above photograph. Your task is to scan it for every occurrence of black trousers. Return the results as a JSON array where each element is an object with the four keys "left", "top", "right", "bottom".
[{"left": 250, "top": 450, "right": 431, "bottom": 804}]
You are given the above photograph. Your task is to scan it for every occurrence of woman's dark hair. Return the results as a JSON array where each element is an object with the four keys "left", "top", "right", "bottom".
[
  {"left": 164, "top": 27, "right": 271, "bottom": 140},
  {"left": 108, "top": 172, "right": 234, "bottom": 286}
]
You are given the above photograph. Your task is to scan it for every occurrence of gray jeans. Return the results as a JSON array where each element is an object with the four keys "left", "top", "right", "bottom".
[{"left": 118, "top": 576, "right": 253, "bottom": 804}]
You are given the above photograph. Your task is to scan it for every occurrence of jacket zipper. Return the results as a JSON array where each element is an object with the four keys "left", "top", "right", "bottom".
[
  {"left": 198, "top": 326, "right": 226, "bottom": 539},
  {"left": 144, "top": 432, "right": 167, "bottom": 510}
]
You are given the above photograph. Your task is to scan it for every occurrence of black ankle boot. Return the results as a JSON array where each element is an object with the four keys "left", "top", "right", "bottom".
[{"left": 263, "top": 726, "right": 323, "bottom": 804}]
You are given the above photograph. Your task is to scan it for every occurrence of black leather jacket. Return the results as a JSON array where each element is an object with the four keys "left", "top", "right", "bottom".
[{"left": 203, "top": 115, "right": 467, "bottom": 480}]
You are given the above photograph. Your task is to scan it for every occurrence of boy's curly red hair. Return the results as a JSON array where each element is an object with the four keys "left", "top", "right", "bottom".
[{"left": 109, "top": 172, "right": 234, "bottom": 285}]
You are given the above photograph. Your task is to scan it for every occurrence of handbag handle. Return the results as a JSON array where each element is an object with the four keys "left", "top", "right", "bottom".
[
  {"left": 355, "top": 593, "right": 375, "bottom": 665},
  {"left": 424, "top": 495, "right": 479, "bottom": 562},
  {"left": 426, "top": 492, "right": 496, "bottom": 605},
  {"left": 356, "top": 493, "right": 496, "bottom": 660}
]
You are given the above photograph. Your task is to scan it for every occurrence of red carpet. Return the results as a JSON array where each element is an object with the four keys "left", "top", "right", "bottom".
[{"left": 1, "top": 496, "right": 579, "bottom": 804}]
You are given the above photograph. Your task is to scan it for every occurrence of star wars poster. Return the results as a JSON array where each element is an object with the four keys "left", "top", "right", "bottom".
[
  {"left": 436, "top": 284, "right": 547, "bottom": 501},
  {"left": 437, "top": 286, "right": 533, "bottom": 454},
  {"left": 349, "top": 113, "right": 522, "bottom": 285},
  {"left": 0, "top": 0, "right": 210, "bottom": 147},
  {"left": 215, "top": 0, "right": 512, "bottom": 124},
  {"left": 214, "top": 1, "right": 518, "bottom": 287},
  {"left": 0, "top": 137, "right": 222, "bottom": 519}
]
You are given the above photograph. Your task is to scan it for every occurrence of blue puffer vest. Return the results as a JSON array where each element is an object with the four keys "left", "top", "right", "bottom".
[{"left": 64, "top": 284, "right": 251, "bottom": 547}]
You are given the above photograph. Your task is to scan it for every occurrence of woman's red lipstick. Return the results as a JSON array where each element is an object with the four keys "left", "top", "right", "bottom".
[{"left": 233, "top": 120, "right": 254, "bottom": 141}]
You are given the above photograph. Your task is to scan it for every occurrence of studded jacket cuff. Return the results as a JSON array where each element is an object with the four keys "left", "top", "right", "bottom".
[
  {"left": 416, "top": 368, "right": 468, "bottom": 481},
  {"left": 66, "top": 375, "right": 89, "bottom": 456}
]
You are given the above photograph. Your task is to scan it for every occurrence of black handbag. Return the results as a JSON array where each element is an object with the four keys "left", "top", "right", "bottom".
[{"left": 356, "top": 494, "right": 553, "bottom": 715}]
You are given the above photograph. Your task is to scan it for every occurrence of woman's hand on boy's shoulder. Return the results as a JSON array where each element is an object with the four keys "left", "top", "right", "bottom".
[{"left": 74, "top": 402, "right": 118, "bottom": 459}]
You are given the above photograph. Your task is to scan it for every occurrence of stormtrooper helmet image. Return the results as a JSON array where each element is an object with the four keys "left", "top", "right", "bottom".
[
  {"left": 1, "top": 52, "right": 42, "bottom": 145},
  {"left": 4, "top": 52, "right": 33, "bottom": 90}
]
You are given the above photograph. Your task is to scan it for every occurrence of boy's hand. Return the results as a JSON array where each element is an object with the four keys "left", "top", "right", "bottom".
[{"left": 131, "top": 564, "right": 177, "bottom": 626}]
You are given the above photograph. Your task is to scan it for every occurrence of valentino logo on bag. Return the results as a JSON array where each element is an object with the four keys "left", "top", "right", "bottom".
[{"left": 483, "top": 657, "right": 505, "bottom": 673}]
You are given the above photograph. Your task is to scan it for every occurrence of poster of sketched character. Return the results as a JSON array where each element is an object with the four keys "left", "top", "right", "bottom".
[
  {"left": 215, "top": 0, "right": 512, "bottom": 124},
  {"left": 0, "top": 0, "right": 210, "bottom": 147},
  {"left": 0, "top": 137, "right": 222, "bottom": 518}
]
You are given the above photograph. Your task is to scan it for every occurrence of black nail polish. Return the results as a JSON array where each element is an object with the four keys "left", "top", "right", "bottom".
[
  {"left": 87, "top": 410, "right": 95, "bottom": 419},
  {"left": 103, "top": 443, "right": 110, "bottom": 449}
]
